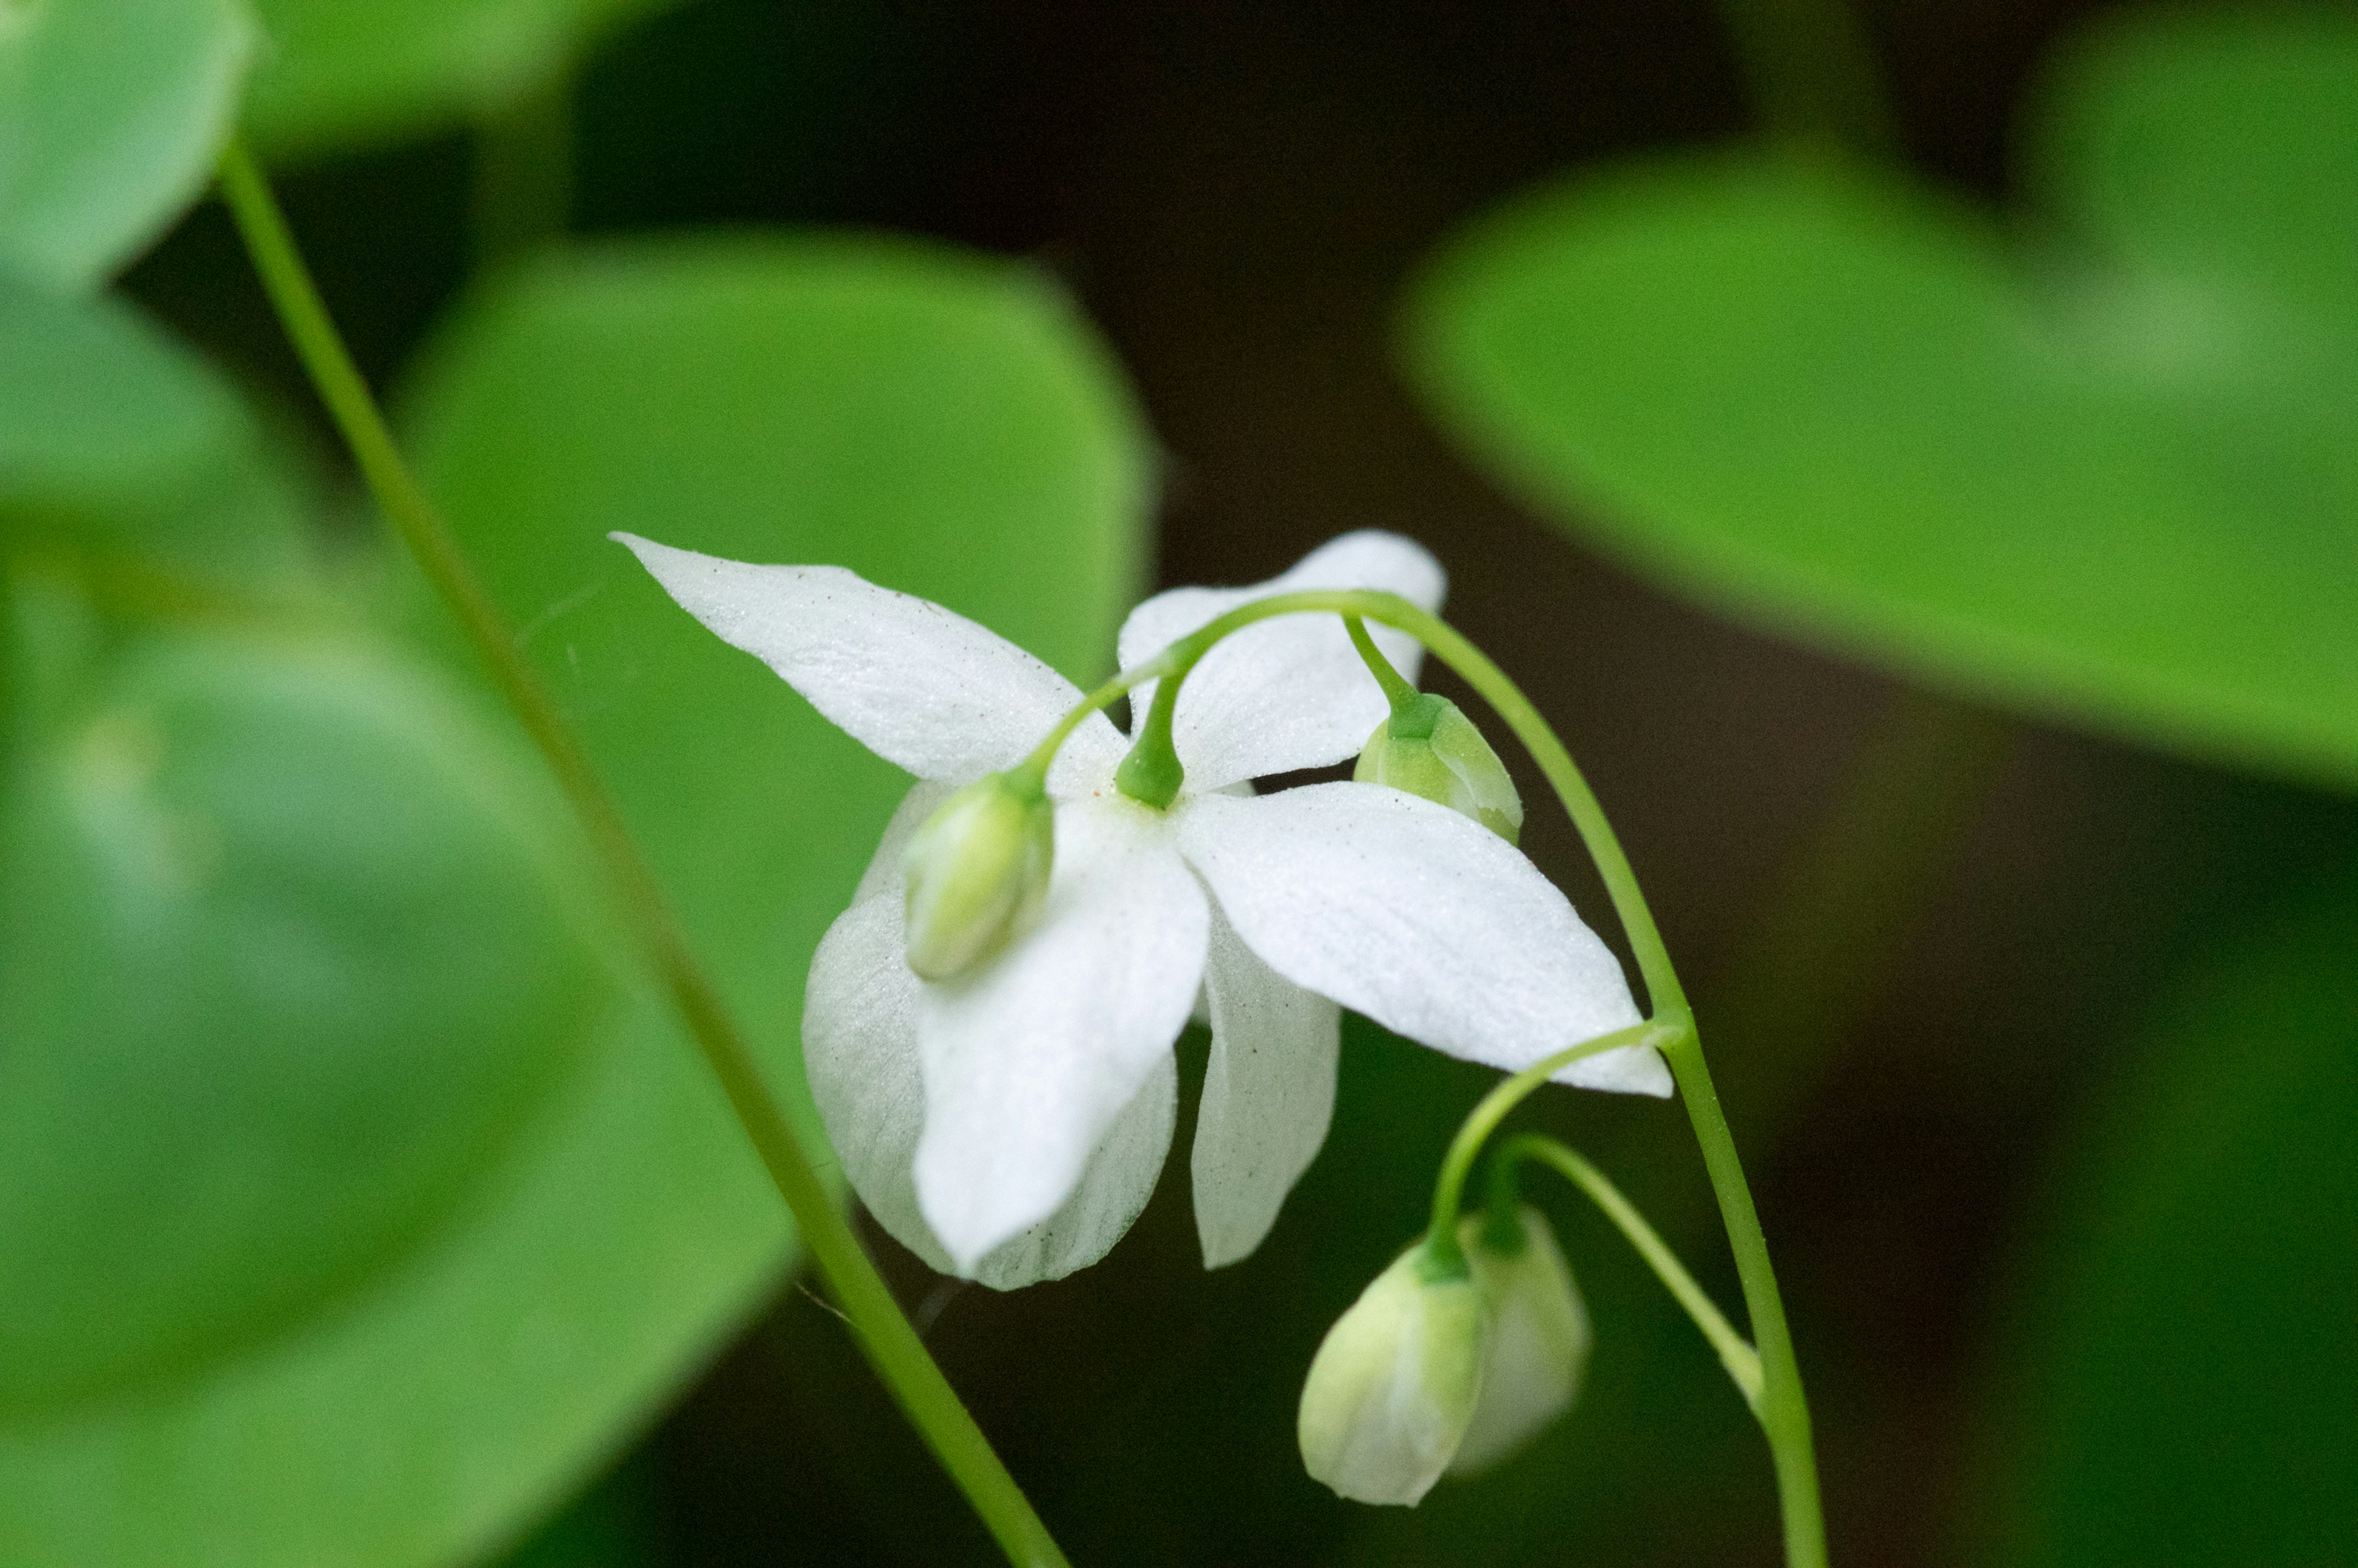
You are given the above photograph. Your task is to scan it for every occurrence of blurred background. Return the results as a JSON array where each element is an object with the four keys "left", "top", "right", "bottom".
[{"left": 9, "top": 1, "right": 2352, "bottom": 1564}]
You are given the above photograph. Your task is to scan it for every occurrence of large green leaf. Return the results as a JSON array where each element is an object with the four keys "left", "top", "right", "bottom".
[
  {"left": 0, "top": 621, "right": 600, "bottom": 1413},
  {"left": 243, "top": 0, "right": 672, "bottom": 159},
  {"left": 0, "top": 0, "right": 252, "bottom": 289},
  {"left": 1409, "top": 11, "right": 2358, "bottom": 790},
  {"left": 0, "top": 271, "right": 306, "bottom": 583},
  {"left": 0, "top": 231, "right": 1148, "bottom": 1567},
  {"left": 1965, "top": 885, "right": 2358, "bottom": 1565}
]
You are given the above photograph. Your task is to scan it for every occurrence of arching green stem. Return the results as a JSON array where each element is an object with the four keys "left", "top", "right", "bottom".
[
  {"left": 1343, "top": 613, "right": 1418, "bottom": 715},
  {"left": 215, "top": 140, "right": 1072, "bottom": 1568},
  {"left": 1492, "top": 1135, "right": 1762, "bottom": 1403},
  {"left": 1424, "top": 1017, "right": 1691, "bottom": 1271},
  {"left": 1105, "top": 588, "right": 1824, "bottom": 1568}
]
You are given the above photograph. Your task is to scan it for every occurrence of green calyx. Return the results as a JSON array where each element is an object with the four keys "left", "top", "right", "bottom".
[
  {"left": 1113, "top": 669, "right": 1186, "bottom": 809},
  {"left": 901, "top": 770, "right": 1056, "bottom": 981},
  {"left": 1355, "top": 694, "right": 1525, "bottom": 844}
]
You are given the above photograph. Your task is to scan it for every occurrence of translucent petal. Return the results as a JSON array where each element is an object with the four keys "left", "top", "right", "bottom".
[
  {"left": 1118, "top": 532, "right": 1446, "bottom": 791},
  {"left": 914, "top": 795, "right": 1208, "bottom": 1267},
  {"left": 1180, "top": 783, "right": 1668, "bottom": 1094},
  {"left": 1191, "top": 907, "right": 1340, "bottom": 1268},
  {"left": 803, "top": 887, "right": 1180, "bottom": 1288}
]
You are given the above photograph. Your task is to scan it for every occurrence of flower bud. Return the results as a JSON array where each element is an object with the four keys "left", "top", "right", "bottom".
[
  {"left": 1447, "top": 1205, "right": 1592, "bottom": 1473},
  {"left": 1298, "top": 1242, "right": 1489, "bottom": 1506},
  {"left": 901, "top": 772, "right": 1054, "bottom": 982},
  {"left": 1353, "top": 694, "right": 1523, "bottom": 844}
]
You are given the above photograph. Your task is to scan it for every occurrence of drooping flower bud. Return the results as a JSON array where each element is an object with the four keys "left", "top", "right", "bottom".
[
  {"left": 901, "top": 772, "right": 1054, "bottom": 982},
  {"left": 1298, "top": 1241, "right": 1490, "bottom": 1506},
  {"left": 1447, "top": 1204, "right": 1592, "bottom": 1473},
  {"left": 1354, "top": 693, "right": 1523, "bottom": 844}
]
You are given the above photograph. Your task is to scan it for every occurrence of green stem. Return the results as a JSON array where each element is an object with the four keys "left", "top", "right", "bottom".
[
  {"left": 1426, "top": 1017, "right": 1691, "bottom": 1270},
  {"left": 214, "top": 139, "right": 1071, "bottom": 1568},
  {"left": 1497, "top": 1135, "right": 1762, "bottom": 1403},
  {"left": 1342, "top": 613, "right": 1416, "bottom": 712},
  {"left": 1663, "top": 1031, "right": 1824, "bottom": 1566},
  {"left": 1123, "top": 589, "right": 1824, "bottom": 1567}
]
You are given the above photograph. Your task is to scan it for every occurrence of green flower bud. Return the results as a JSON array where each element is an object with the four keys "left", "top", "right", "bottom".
[
  {"left": 1298, "top": 1242, "right": 1490, "bottom": 1506},
  {"left": 1353, "top": 693, "right": 1523, "bottom": 844},
  {"left": 1448, "top": 1204, "right": 1592, "bottom": 1474},
  {"left": 901, "top": 772, "right": 1054, "bottom": 982}
]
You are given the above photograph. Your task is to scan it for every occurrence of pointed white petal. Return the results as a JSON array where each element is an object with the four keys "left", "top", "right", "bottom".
[
  {"left": 914, "top": 795, "right": 1210, "bottom": 1267},
  {"left": 1191, "top": 908, "right": 1340, "bottom": 1268},
  {"left": 804, "top": 887, "right": 1181, "bottom": 1288},
  {"left": 1180, "top": 784, "right": 1667, "bottom": 1095},
  {"left": 1118, "top": 532, "right": 1446, "bottom": 791},
  {"left": 614, "top": 533, "right": 1123, "bottom": 789}
]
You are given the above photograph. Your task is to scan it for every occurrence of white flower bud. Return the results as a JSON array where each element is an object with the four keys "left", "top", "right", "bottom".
[
  {"left": 1448, "top": 1204, "right": 1592, "bottom": 1473},
  {"left": 1353, "top": 694, "right": 1523, "bottom": 844},
  {"left": 901, "top": 773, "right": 1054, "bottom": 982},
  {"left": 1298, "top": 1243, "right": 1490, "bottom": 1506}
]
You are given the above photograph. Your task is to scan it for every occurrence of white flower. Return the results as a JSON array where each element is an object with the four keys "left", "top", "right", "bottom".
[{"left": 615, "top": 530, "right": 1672, "bottom": 1287}]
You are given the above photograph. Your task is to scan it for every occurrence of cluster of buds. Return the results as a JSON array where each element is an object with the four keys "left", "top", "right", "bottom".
[{"left": 1298, "top": 1203, "right": 1590, "bottom": 1504}]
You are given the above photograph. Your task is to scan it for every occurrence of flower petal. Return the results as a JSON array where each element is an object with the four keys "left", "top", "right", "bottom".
[
  {"left": 914, "top": 795, "right": 1210, "bottom": 1267},
  {"left": 1118, "top": 531, "right": 1446, "bottom": 791},
  {"left": 614, "top": 532, "right": 1124, "bottom": 789},
  {"left": 803, "top": 883, "right": 1180, "bottom": 1288},
  {"left": 1191, "top": 907, "right": 1340, "bottom": 1268},
  {"left": 1180, "top": 783, "right": 1668, "bottom": 1095}
]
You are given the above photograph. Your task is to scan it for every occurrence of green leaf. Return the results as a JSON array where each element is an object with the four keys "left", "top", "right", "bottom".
[
  {"left": 0, "top": 270, "right": 308, "bottom": 584},
  {"left": 0, "top": 0, "right": 253, "bottom": 289},
  {"left": 0, "top": 621, "right": 601, "bottom": 1413},
  {"left": 0, "top": 231, "right": 1149, "bottom": 1567},
  {"left": 243, "top": 0, "right": 672, "bottom": 159},
  {"left": 1409, "top": 11, "right": 2358, "bottom": 790},
  {"left": 1966, "top": 884, "right": 2358, "bottom": 1565}
]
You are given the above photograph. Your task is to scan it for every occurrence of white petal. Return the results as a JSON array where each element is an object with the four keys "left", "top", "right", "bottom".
[
  {"left": 1179, "top": 784, "right": 1668, "bottom": 1095},
  {"left": 615, "top": 533, "right": 1124, "bottom": 790},
  {"left": 1191, "top": 907, "right": 1340, "bottom": 1268},
  {"left": 1118, "top": 531, "right": 1446, "bottom": 791},
  {"left": 914, "top": 794, "right": 1210, "bottom": 1267},
  {"left": 803, "top": 891, "right": 1179, "bottom": 1287}
]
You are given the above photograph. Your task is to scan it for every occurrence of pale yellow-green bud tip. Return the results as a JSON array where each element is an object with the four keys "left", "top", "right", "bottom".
[
  {"left": 1298, "top": 1243, "right": 1489, "bottom": 1506},
  {"left": 1449, "top": 1204, "right": 1592, "bottom": 1473},
  {"left": 902, "top": 772, "right": 1054, "bottom": 982},
  {"left": 1353, "top": 694, "right": 1523, "bottom": 844}
]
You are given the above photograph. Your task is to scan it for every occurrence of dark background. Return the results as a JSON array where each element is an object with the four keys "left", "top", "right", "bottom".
[{"left": 128, "top": 2, "right": 2357, "bottom": 1562}]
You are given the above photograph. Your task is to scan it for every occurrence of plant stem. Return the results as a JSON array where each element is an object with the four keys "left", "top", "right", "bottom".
[
  {"left": 1342, "top": 612, "right": 1417, "bottom": 710},
  {"left": 1123, "top": 588, "right": 1826, "bottom": 1567},
  {"left": 1497, "top": 1135, "right": 1762, "bottom": 1403},
  {"left": 214, "top": 139, "right": 1072, "bottom": 1568},
  {"left": 1426, "top": 1017, "right": 1690, "bottom": 1268}
]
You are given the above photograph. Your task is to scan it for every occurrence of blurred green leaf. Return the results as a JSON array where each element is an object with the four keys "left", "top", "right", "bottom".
[
  {"left": 243, "top": 0, "right": 672, "bottom": 159},
  {"left": 1409, "top": 10, "right": 2358, "bottom": 790},
  {"left": 0, "top": 231, "right": 1148, "bottom": 1567},
  {"left": 0, "top": 270, "right": 307, "bottom": 584},
  {"left": 1965, "top": 883, "right": 2358, "bottom": 1566},
  {"left": 0, "top": 0, "right": 252, "bottom": 289},
  {"left": 490, "top": 1454, "right": 661, "bottom": 1568},
  {"left": 0, "top": 620, "right": 601, "bottom": 1412}
]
